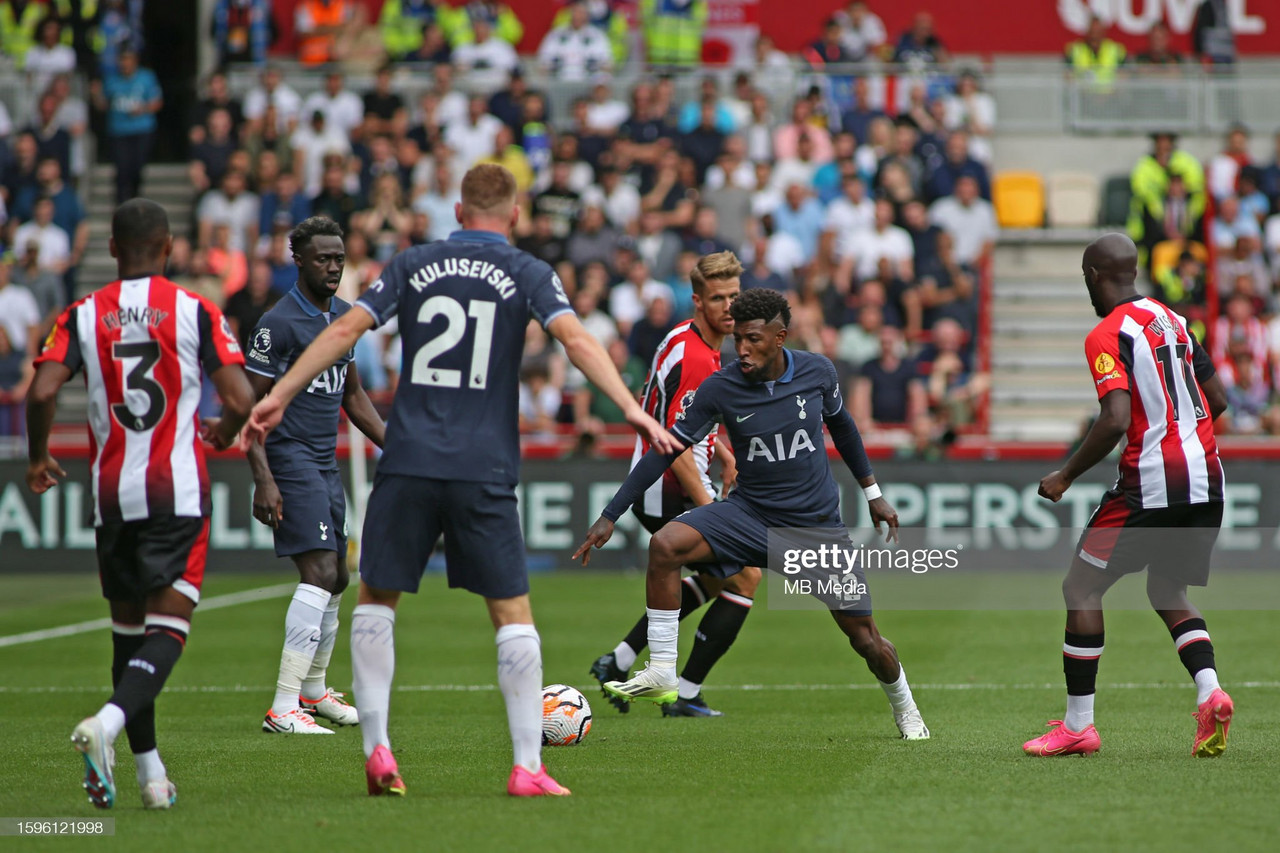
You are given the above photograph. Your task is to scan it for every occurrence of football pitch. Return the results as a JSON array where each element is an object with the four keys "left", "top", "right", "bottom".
[{"left": 2, "top": 571, "right": 1277, "bottom": 853}]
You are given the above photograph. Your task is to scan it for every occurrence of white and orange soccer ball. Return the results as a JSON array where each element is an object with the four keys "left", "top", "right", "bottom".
[{"left": 541, "top": 684, "right": 592, "bottom": 746}]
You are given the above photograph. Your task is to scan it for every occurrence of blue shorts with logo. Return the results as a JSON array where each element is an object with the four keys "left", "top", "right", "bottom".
[
  {"left": 674, "top": 497, "right": 871, "bottom": 613},
  {"left": 359, "top": 471, "right": 528, "bottom": 598},
  {"left": 272, "top": 467, "right": 347, "bottom": 558}
]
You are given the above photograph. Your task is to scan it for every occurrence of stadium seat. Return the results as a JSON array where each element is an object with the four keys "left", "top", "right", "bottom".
[
  {"left": 992, "top": 171, "right": 1046, "bottom": 229},
  {"left": 1150, "top": 239, "right": 1207, "bottom": 283},
  {"left": 1099, "top": 174, "right": 1132, "bottom": 227},
  {"left": 1046, "top": 172, "right": 1100, "bottom": 228}
]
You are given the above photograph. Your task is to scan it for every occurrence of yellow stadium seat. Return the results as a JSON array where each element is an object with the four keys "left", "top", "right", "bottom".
[
  {"left": 1150, "top": 240, "right": 1207, "bottom": 283},
  {"left": 993, "top": 171, "right": 1046, "bottom": 229}
]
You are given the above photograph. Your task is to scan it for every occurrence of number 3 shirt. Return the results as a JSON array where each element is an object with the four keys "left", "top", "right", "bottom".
[
  {"left": 245, "top": 286, "right": 353, "bottom": 474},
  {"left": 36, "top": 276, "right": 245, "bottom": 524},
  {"left": 356, "top": 229, "right": 573, "bottom": 485},
  {"left": 1083, "top": 295, "right": 1223, "bottom": 508}
]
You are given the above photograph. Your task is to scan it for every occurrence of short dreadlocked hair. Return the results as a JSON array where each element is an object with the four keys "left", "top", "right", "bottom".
[
  {"left": 729, "top": 287, "right": 791, "bottom": 328},
  {"left": 289, "top": 216, "right": 344, "bottom": 257}
]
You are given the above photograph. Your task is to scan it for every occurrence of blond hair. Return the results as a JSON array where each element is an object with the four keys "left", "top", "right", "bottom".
[
  {"left": 690, "top": 251, "right": 744, "bottom": 295},
  {"left": 459, "top": 163, "right": 518, "bottom": 218}
]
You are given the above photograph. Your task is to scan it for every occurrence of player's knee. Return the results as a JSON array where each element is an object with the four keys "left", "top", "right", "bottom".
[
  {"left": 649, "top": 529, "right": 688, "bottom": 572},
  {"left": 726, "top": 566, "right": 762, "bottom": 597}
]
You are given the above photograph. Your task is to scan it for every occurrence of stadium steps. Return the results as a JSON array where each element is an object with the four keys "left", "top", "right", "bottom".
[{"left": 81, "top": 163, "right": 194, "bottom": 296}]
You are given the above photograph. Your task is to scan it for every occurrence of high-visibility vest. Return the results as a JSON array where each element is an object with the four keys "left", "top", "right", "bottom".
[
  {"left": 641, "top": 0, "right": 706, "bottom": 66},
  {"left": 1067, "top": 39, "right": 1126, "bottom": 86},
  {"left": 298, "top": 0, "right": 345, "bottom": 65},
  {"left": 0, "top": 0, "right": 49, "bottom": 66},
  {"left": 51, "top": 0, "right": 98, "bottom": 46}
]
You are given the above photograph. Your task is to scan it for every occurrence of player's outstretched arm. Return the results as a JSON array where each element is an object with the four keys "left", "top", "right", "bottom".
[
  {"left": 1039, "top": 389, "right": 1131, "bottom": 502},
  {"left": 571, "top": 442, "right": 691, "bottom": 565},
  {"left": 825, "top": 406, "right": 898, "bottom": 543},
  {"left": 24, "top": 361, "right": 72, "bottom": 494},
  {"left": 241, "top": 308, "right": 375, "bottom": 449},
  {"left": 341, "top": 362, "right": 386, "bottom": 449},
  {"left": 547, "top": 313, "right": 678, "bottom": 454}
]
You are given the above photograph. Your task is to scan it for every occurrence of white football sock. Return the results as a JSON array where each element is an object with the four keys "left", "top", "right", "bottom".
[
  {"left": 351, "top": 603, "right": 396, "bottom": 758},
  {"left": 272, "top": 584, "right": 331, "bottom": 714},
  {"left": 496, "top": 624, "right": 543, "bottom": 773},
  {"left": 879, "top": 664, "right": 916, "bottom": 714},
  {"left": 613, "top": 641, "right": 637, "bottom": 673},
  {"left": 134, "top": 749, "right": 166, "bottom": 787},
  {"left": 646, "top": 608, "right": 679, "bottom": 673},
  {"left": 1194, "top": 669, "right": 1221, "bottom": 705},
  {"left": 1065, "top": 694, "right": 1095, "bottom": 731},
  {"left": 302, "top": 592, "right": 342, "bottom": 701},
  {"left": 677, "top": 677, "right": 702, "bottom": 700},
  {"left": 95, "top": 702, "right": 126, "bottom": 742}
]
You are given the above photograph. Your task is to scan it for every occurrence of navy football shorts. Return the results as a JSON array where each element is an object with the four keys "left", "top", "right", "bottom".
[
  {"left": 673, "top": 498, "right": 871, "bottom": 613},
  {"left": 272, "top": 468, "right": 347, "bottom": 558},
  {"left": 634, "top": 504, "right": 744, "bottom": 579},
  {"left": 359, "top": 471, "right": 528, "bottom": 598}
]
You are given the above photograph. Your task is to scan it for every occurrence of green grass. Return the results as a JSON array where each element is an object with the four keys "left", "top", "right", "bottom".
[{"left": 1, "top": 571, "right": 1278, "bottom": 852}]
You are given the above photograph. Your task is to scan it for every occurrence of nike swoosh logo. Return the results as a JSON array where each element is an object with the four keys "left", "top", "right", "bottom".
[{"left": 736, "top": 414, "right": 755, "bottom": 422}]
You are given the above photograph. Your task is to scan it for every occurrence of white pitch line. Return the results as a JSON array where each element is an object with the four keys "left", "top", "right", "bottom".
[
  {"left": 0, "top": 583, "right": 298, "bottom": 650},
  {"left": 1, "top": 681, "right": 1278, "bottom": 694}
]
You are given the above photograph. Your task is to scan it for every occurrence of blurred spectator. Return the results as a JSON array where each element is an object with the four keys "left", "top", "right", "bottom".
[
  {"left": 901, "top": 198, "right": 941, "bottom": 272},
  {"left": 751, "top": 33, "right": 790, "bottom": 70},
  {"left": 771, "top": 130, "right": 823, "bottom": 194},
  {"left": 839, "top": 77, "right": 885, "bottom": 146},
  {"left": 91, "top": 49, "right": 161, "bottom": 203},
  {"left": 517, "top": 212, "right": 568, "bottom": 267},
  {"left": 517, "top": 91, "right": 553, "bottom": 178},
  {"left": 533, "top": 160, "right": 582, "bottom": 239},
  {"left": 259, "top": 171, "right": 310, "bottom": 238},
  {"left": 822, "top": 173, "right": 873, "bottom": 264},
  {"left": 2, "top": 131, "right": 39, "bottom": 209},
  {"left": 0, "top": 254, "right": 41, "bottom": 356},
  {"left": 683, "top": 205, "right": 731, "bottom": 256},
  {"left": 772, "top": 183, "right": 825, "bottom": 263},
  {"left": 1211, "top": 291, "right": 1268, "bottom": 367},
  {"left": 46, "top": 74, "right": 88, "bottom": 179},
  {"left": 489, "top": 69, "right": 530, "bottom": 133},
  {"left": 552, "top": 0, "right": 629, "bottom": 67},
  {"left": 13, "top": 197, "right": 70, "bottom": 274},
  {"left": 924, "top": 318, "right": 987, "bottom": 430},
  {"left": 190, "top": 71, "right": 245, "bottom": 146},
  {"left": 189, "top": 108, "right": 238, "bottom": 195},
  {"left": 610, "top": 258, "right": 673, "bottom": 336},
  {"left": 838, "top": 197, "right": 913, "bottom": 285},
  {"left": 760, "top": 213, "right": 804, "bottom": 287},
  {"left": 680, "top": 99, "right": 727, "bottom": 185},
  {"left": 917, "top": 229, "right": 975, "bottom": 331},
  {"left": 212, "top": 0, "right": 274, "bottom": 66},
  {"left": 545, "top": 134, "right": 594, "bottom": 192},
  {"left": 197, "top": 169, "right": 259, "bottom": 252},
  {"left": 1210, "top": 196, "right": 1261, "bottom": 250},
  {"left": 837, "top": 301, "right": 883, "bottom": 368},
  {"left": 455, "top": 18, "right": 519, "bottom": 90},
  {"left": 452, "top": 1, "right": 524, "bottom": 47},
  {"left": 474, "top": 124, "right": 533, "bottom": 192},
  {"left": 774, "top": 100, "right": 834, "bottom": 164},
  {"left": 834, "top": 1, "right": 886, "bottom": 62},
  {"left": 379, "top": 0, "right": 450, "bottom": 61},
  {"left": 1259, "top": 131, "right": 1280, "bottom": 207},
  {"left": 1064, "top": 17, "right": 1125, "bottom": 87},
  {"left": 292, "top": 110, "right": 350, "bottom": 198},
  {"left": 740, "top": 232, "right": 787, "bottom": 292},
  {"left": 224, "top": 258, "right": 281, "bottom": 349},
  {"left": 875, "top": 120, "right": 923, "bottom": 198},
  {"left": 444, "top": 94, "right": 503, "bottom": 168},
  {"left": 304, "top": 70, "right": 365, "bottom": 139},
  {"left": 11, "top": 234, "right": 66, "bottom": 333},
  {"left": 1192, "top": 0, "right": 1236, "bottom": 66},
  {"left": 1215, "top": 236, "right": 1268, "bottom": 296},
  {"left": 634, "top": 209, "right": 681, "bottom": 280},
  {"left": 583, "top": 165, "right": 641, "bottom": 232},
  {"left": 943, "top": 70, "right": 996, "bottom": 146},
  {"left": 0, "top": 321, "right": 33, "bottom": 436},
  {"left": 1217, "top": 334, "right": 1275, "bottom": 435},
  {"left": 205, "top": 222, "right": 249, "bottom": 298},
  {"left": 1237, "top": 166, "right": 1268, "bottom": 225},
  {"left": 741, "top": 90, "right": 774, "bottom": 163},
  {"left": 1145, "top": 173, "right": 1204, "bottom": 247},
  {"left": 640, "top": 149, "right": 695, "bottom": 229},
  {"left": 1156, "top": 250, "right": 1207, "bottom": 310},
  {"left": 335, "top": 229, "right": 382, "bottom": 302},
  {"left": 0, "top": 0, "right": 45, "bottom": 68},
  {"left": 26, "top": 92, "right": 71, "bottom": 181},
  {"left": 518, "top": 359, "right": 562, "bottom": 436},
  {"left": 807, "top": 18, "right": 852, "bottom": 66},
  {"left": 1134, "top": 20, "right": 1183, "bottom": 69},
  {"left": 362, "top": 65, "right": 408, "bottom": 139},
  {"left": 929, "top": 175, "right": 996, "bottom": 268},
  {"left": 1130, "top": 133, "right": 1207, "bottom": 263},
  {"left": 852, "top": 325, "right": 926, "bottom": 429},
  {"left": 576, "top": 337, "right": 645, "bottom": 432},
  {"left": 96, "top": 0, "right": 146, "bottom": 79},
  {"left": 641, "top": 0, "right": 706, "bottom": 67},
  {"left": 25, "top": 17, "right": 75, "bottom": 92},
  {"left": 855, "top": 116, "right": 892, "bottom": 183},
  {"left": 407, "top": 21, "right": 453, "bottom": 63},
  {"left": 244, "top": 65, "right": 302, "bottom": 137},
  {"left": 628, "top": 290, "right": 676, "bottom": 365},
  {"left": 1208, "top": 124, "right": 1252, "bottom": 201},
  {"left": 413, "top": 159, "right": 460, "bottom": 241},
  {"left": 352, "top": 173, "right": 412, "bottom": 262},
  {"left": 893, "top": 12, "right": 947, "bottom": 68},
  {"left": 566, "top": 204, "right": 620, "bottom": 271},
  {"left": 538, "top": 2, "right": 612, "bottom": 80},
  {"left": 585, "top": 80, "right": 630, "bottom": 134},
  {"left": 245, "top": 104, "right": 294, "bottom": 173},
  {"left": 310, "top": 165, "right": 359, "bottom": 233},
  {"left": 924, "top": 130, "right": 990, "bottom": 203},
  {"left": 14, "top": 157, "right": 85, "bottom": 303},
  {"left": 295, "top": 0, "right": 358, "bottom": 66}
]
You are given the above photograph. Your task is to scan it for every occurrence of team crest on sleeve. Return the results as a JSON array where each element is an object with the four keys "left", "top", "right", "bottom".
[
  {"left": 249, "top": 328, "right": 272, "bottom": 363},
  {"left": 675, "top": 389, "right": 695, "bottom": 420},
  {"left": 221, "top": 316, "right": 242, "bottom": 353},
  {"left": 1093, "top": 353, "right": 1115, "bottom": 375}
]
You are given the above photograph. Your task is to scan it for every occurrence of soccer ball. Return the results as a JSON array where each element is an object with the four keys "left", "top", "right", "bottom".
[{"left": 542, "top": 684, "right": 592, "bottom": 746}]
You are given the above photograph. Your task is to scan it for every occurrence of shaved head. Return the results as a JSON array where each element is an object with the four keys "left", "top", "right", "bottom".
[{"left": 1081, "top": 232, "right": 1139, "bottom": 317}]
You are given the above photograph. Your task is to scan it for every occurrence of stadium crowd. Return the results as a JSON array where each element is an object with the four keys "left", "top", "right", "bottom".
[{"left": 1, "top": 1, "right": 1278, "bottom": 440}]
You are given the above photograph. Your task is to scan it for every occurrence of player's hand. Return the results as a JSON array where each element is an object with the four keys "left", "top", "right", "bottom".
[
  {"left": 240, "top": 394, "right": 285, "bottom": 451},
  {"left": 869, "top": 497, "right": 899, "bottom": 544},
  {"left": 1038, "top": 470, "right": 1072, "bottom": 503},
  {"left": 572, "top": 516, "right": 615, "bottom": 566},
  {"left": 626, "top": 408, "right": 680, "bottom": 455},
  {"left": 200, "top": 417, "right": 236, "bottom": 451},
  {"left": 26, "top": 455, "right": 66, "bottom": 494},
  {"left": 252, "top": 479, "right": 284, "bottom": 529}
]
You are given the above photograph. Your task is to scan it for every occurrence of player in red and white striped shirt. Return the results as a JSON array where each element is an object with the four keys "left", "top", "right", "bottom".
[
  {"left": 26, "top": 199, "right": 255, "bottom": 809},
  {"left": 1025, "top": 233, "right": 1234, "bottom": 759},
  {"left": 589, "top": 252, "right": 761, "bottom": 718}
]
